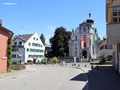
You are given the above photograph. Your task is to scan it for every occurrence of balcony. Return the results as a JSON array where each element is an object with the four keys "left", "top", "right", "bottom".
[{"left": 107, "top": 23, "right": 120, "bottom": 44}]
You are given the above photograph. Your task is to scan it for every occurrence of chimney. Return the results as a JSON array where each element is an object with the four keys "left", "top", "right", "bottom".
[{"left": 0, "top": 20, "right": 2, "bottom": 26}]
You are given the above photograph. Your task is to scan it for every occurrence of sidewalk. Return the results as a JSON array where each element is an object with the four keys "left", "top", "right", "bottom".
[
  {"left": 0, "top": 65, "right": 37, "bottom": 81},
  {"left": 88, "top": 65, "right": 120, "bottom": 90}
]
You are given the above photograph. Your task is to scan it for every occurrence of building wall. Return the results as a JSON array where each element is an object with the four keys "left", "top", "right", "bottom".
[
  {"left": 0, "top": 28, "right": 9, "bottom": 73},
  {"left": 112, "top": 44, "right": 118, "bottom": 70},
  {"left": 12, "top": 37, "right": 25, "bottom": 62},
  {"left": 69, "top": 23, "right": 99, "bottom": 59},
  {"left": 24, "top": 32, "right": 45, "bottom": 62},
  {"left": 99, "top": 40, "right": 113, "bottom": 57}
]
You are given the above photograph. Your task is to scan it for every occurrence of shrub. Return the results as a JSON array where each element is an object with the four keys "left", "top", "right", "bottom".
[
  {"left": 24, "top": 62, "right": 28, "bottom": 65},
  {"left": 7, "top": 37, "right": 12, "bottom": 72},
  {"left": 50, "top": 57, "right": 59, "bottom": 63},
  {"left": 99, "top": 54, "right": 107, "bottom": 64},
  {"left": 12, "top": 61, "right": 20, "bottom": 64},
  {"left": 41, "top": 57, "right": 48, "bottom": 63}
]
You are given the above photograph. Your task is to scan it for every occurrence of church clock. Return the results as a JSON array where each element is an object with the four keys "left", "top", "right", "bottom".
[{"left": 82, "top": 26, "right": 88, "bottom": 33}]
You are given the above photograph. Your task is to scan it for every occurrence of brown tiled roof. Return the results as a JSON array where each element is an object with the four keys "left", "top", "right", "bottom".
[
  {"left": 0, "top": 25, "right": 14, "bottom": 37},
  {"left": 13, "top": 34, "right": 33, "bottom": 42},
  {"left": 110, "top": 0, "right": 120, "bottom": 7}
]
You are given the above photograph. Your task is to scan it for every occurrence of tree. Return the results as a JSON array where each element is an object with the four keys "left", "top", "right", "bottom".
[
  {"left": 7, "top": 37, "right": 12, "bottom": 72},
  {"left": 40, "top": 34, "right": 45, "bottom": 45},
  {"left": 50, "top": 27, "right": 71, "bottom": 57}
]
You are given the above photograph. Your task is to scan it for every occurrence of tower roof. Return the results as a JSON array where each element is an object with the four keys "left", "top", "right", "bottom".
[{"left": 86, "top": 13, "right": 94, "bottom": 24}]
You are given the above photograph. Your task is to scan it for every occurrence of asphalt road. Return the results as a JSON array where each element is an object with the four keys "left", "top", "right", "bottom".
[{"left": 0, "top": 66, "right": 87, "bottom": 90}]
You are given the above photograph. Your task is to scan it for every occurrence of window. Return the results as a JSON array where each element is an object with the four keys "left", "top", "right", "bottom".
[
  {"left": 33, "top": 37, "right": 35, "bottom": 40},
  {"left": 105, "top": 45, "right": 112, "bottom": 49},
  {"left": 75, "top": 35, "right": 77, "bottom": 40},
  {"left": 19, "top": 42, "right": 22, "bottom": 45},
  {"left": 12, "top": 54, "right": 16, "bottom": 58},
  {"left": 27, "top": 48, "right": 29, "bottom": 52},
  {"left": 83, "top": 35, "right": 86, "bottom": 40},
  {"left": 32, "top": 43, "right": 34, "bottom": 46},
  {"left": 36, "top": 38, "right": 38, "bottom": 40},
  {"left": 107, "top": 45, "right": 112, "bottom": 49},
  {"left": 112, "top": 6, "right": 120, "bottom": 23},
  {"left": 28, "top": 43, "right": 31, "bottom": 46},
  {"left": 12, "top": 48, "right": 18, "bottom": 51},
  {"left": 14, "top": 42, "right": 17, "bottom": 46}
]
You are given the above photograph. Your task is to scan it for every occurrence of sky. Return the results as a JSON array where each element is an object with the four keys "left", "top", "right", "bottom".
[{"left": 0, "top": 0, "right": 106, "bottom": 45}]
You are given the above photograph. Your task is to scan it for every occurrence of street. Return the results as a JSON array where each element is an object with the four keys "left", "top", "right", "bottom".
[{"left": 0, "top": 65, "right": 88, "bottom": 90}]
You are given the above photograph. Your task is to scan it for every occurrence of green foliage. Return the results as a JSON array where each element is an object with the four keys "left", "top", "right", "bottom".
[
  {"left": 40, "top": 34, "right": 46, "bottom": 45},
  {"left": 7, "top": 37, "right": 12, "bottom": 72},
  {"left": 41, "top": 57, "right": 48, "bottom": 63},
  {"left": 24, "top": 62, "right": 28, "bottom": 65},
  {"left": 50, "top": 57, "right": 59, "bottom": 63},
  {"left": 7, "top": 68, "right": 12, "bottom": 72},
  {"left": 99, "top": 54, "right": 107, "bottom": 64},
  {"left": 12, "top": 61, "right": 20, "bottom": 64},
  {"left": 50, "top": 27, "right": 71, "bottom": 57}
]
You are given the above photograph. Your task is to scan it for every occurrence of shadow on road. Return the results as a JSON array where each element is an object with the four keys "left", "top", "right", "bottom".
[
  {"left": 70, "top": 72, "right": 88, "bottom": 90},
  {"left": 88, "top": 65, "right": 120, "bottom": 90},
  {"left": 70, "top": 73, "right": 87, "bottom": 81}
]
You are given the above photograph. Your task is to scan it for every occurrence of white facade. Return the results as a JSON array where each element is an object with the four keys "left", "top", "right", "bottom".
[
  {"left": 12, "top": 32, "right": 45, "bottom": 63},
  {"left": 98, "top": 38, "right": 113, "bottom": 57},
  {"left": 69, "top": 13, "right": 100, "bottom": 60}
]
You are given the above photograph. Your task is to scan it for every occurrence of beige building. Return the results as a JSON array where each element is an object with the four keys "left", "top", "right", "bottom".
[{"left": 106, "top": 0, "right": 120, "bottom": 73}]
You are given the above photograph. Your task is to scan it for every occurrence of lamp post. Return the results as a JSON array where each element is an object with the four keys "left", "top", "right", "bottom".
[{"left": 16, "top": 26, "right": 27, "bottom": 62}]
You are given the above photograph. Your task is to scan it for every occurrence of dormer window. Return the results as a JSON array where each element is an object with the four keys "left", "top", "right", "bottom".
[
  {"left": 14, "top": 42, "right": 17, "bottom": 46},
  {"left": 19, "top": 42, "right": 22, "bottom": 45}
]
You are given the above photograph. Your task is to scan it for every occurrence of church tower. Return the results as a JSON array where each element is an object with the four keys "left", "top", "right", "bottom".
[{"left": 69, "top": 13, "right": 100, "bottom": 61}]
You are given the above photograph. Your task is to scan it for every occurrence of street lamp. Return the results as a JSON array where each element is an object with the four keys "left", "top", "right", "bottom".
[{"left": 16, "top": 26, "right": 27, "bottom": 62}]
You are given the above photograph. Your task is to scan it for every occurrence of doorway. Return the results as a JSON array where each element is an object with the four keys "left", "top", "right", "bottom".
[
  {"left": 33, "top": 58, "right": 37, "bottom": 64},
  {"left": 82, "top": 50, "right": 87, "bottom": 58}
]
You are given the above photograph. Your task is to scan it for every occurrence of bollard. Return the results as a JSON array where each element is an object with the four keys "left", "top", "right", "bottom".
[
  {"left": 78, "top": 64, "right": 80, "bottom": 67},
  {"left": 91, "top": 65, "right": 93, "bottom": 69},
  {"left": 96, "top": 65, "right": 99, "bottom": 70},
  {"left": 85, "top": 64, "right": 87, "bottom": 68}
]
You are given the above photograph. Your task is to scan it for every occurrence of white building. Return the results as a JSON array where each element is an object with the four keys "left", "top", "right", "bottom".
[
  {"left": 12, "top": 32, "right": 45, "bottom": 63},
  {"left": 69, "top": 13, "right": 100, "bottom": 60},
  {"left": 98, "top": 36, "right": 113, "bottom": 58}
]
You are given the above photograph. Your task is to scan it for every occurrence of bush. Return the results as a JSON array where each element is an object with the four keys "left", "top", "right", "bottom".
[
  {"left": 24, "top": 62, "right": 28, "bottom": 65},
  {"left": 99, "top": 55, "right": 107, "bottom": 64},
  {"left": 41, "top": 57, "right": 48, "bottom": 63},
  {"left": 50, "top": 57, "right": 59, "bottom": 63},
  {"left": 12, "top": 61, "right": 20, "bottom": 64},
  {"left": 7, "top": 68, "right": 12, "bottom": 72}
]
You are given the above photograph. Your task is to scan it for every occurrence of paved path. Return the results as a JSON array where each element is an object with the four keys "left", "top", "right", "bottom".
[{"left": 0, "top": 65, "right": 88, "bottom": 90}]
